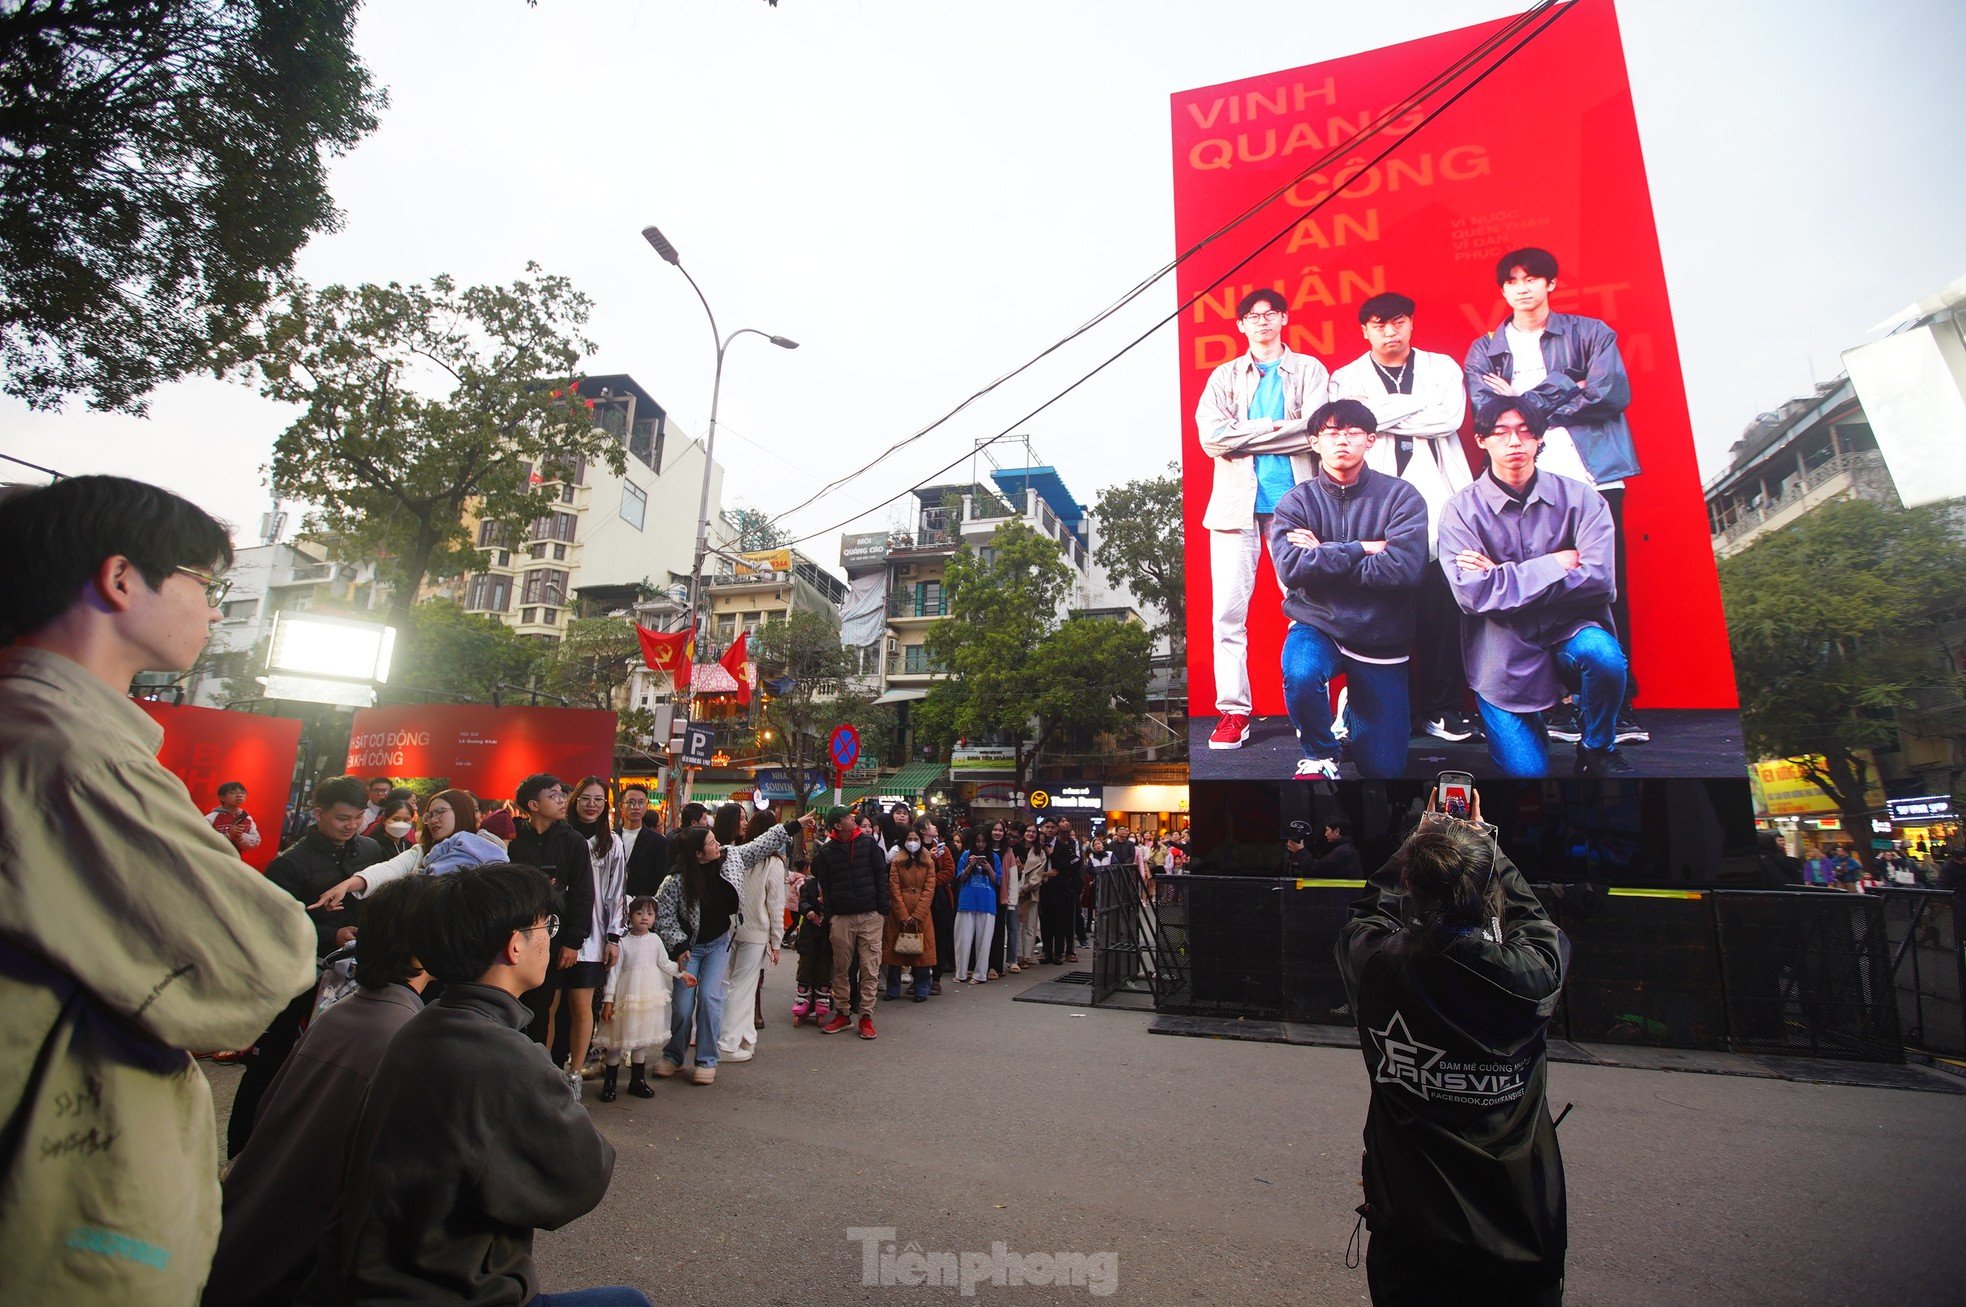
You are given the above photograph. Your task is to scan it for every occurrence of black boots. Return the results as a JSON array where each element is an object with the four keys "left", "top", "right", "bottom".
[
  {"left": 628, "top": 1063, "right": 654, "bottom": 1098},
  {"left": 599, "top": 1064, "right": 619, "bottom": 1102}
]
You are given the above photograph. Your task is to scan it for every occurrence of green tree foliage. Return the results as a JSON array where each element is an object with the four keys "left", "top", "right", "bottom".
[
  {"left": 226, "top": 266, "right": 624, "bottom": 650},
  {"left": 726, "top": 506, "right": 788, "bottom": 552},
  {"left": 1719, "top": 498, "right": 1966, "bottom": 861},
  {"left": 387, "top": 600, "right": 540, "bottom": 705},
  {"left": 916, "top": 521, "right": 1152, "bottom": 790},
  {"left": 752, "top": 608, "right": 890, "bottom": 809},
  {"left": 1092, "top": 464, "right": 1184, "bottom": 654},
  {"left": 0, "top": 0, "right": 383, "bottom": 412},
  {"left": 541, "top": 616, "right": 641, "bottom": 713}
]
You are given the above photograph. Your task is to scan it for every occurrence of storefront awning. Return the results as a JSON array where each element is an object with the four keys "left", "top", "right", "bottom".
[
  {"left": 872, "top": 687, "right": 929, "bottom": 706},
  {"left": 885, "top": 761, "right": 948, "bottom": 797}
]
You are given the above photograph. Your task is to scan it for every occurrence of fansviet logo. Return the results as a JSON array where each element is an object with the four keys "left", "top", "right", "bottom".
[{"left": 1368, "top": 1011, "right": 1530, "bottom": 1106}]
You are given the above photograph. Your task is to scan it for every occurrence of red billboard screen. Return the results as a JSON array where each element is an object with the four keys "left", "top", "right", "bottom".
[
  {"left": 1176, "top": 0, "right": 1743, "bottom": 782},
  {"left": 136, "top": 701, "right": 302, "bottom": 872},
  {"left": 343, "top": 704, "right": 618, "bottom": 800}
]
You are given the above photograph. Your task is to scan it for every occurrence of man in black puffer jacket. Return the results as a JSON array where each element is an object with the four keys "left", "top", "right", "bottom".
[{"left": 812, "top": 807, "right": 891, "bottom": 1037}]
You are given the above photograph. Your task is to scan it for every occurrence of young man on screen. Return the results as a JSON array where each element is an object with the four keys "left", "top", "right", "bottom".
[
  {"left": 1197, "top": 287, "right": 1330, "bottom": 750},
  {"left": 1438, "top": 402, "right": 1630, "bottom": 779},
  {"left": 1464, "top": 246, "right": 1647, "bottom": 745},
  {"left": 1329, "top": 291, "right": 1476, "bottom": 744}
]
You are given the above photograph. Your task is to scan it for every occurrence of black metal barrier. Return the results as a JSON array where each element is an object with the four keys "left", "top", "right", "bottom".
[{"left": 1108, "top": 875, "right": 1958, "bottom": 1063}]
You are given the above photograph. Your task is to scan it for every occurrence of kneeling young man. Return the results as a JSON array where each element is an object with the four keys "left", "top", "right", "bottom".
[
  {"left": 1437, "top": 403, "right": 1630, "bottom": 779},
  {"left": 302, "top": 864, "right": 644, "bottom": 1306},
  {"left": 1267, "top": 399, "right": 1429, "bottom": 780}
]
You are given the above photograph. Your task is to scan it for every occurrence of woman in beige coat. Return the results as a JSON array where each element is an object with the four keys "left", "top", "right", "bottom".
[{"left": 883, "top": 833, "right": 939, "bottom": 1001}]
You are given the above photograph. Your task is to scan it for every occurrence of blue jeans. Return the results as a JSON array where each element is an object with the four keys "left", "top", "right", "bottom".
[
  {"left": 1476, "top": 625, "right": 1628, "bottom": 777},
  {"left": 664, "top": 928, "right": 731, "bottom": 1069},
  {"left": 1281, "top": 623, "right": 1411, "bottom": 779},
  {"left": 885, "top": 963, "right": 931, "bottom": 998},
  {"left": 535, "top": 1290, "right": 654, "bottom": 1306}
]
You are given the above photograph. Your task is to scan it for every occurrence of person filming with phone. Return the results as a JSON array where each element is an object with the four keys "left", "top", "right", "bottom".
[{"left": 1335, "top": 785, "right": 1571, "bottom": 1305}]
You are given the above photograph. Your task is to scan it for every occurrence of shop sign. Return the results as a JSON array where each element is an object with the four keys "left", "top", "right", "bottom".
[
  {"left": 1887, "top": 795, "right": 1957, "bottom": 822},
  {"left": 1748, "top": 754, "right": 1886, "bottom": 816},
  {"left": 966, "top": 781, "right": 1021, "bottom": 805},
  {"left": 840, "top": 531, "right": 891, "bottom": 568},
  {"left": 1028, "top": 783, "right": 1103, "bottom": 813},
  {"left": 753, "top": 768, "right": 830, "bottom": 802},
  {"left": 952, "top": 746, "right": 1018, "bottom": 773},
  {"left": 1871, "top": 819, "right": 1894, "bottom": 834}
]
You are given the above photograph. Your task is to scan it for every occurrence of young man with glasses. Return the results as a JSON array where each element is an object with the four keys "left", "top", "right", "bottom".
[
  {"left": 1267, "top": 399, "right": 1429, "bottom": 780},
  {"left": 1438, "top": 402, "right": 1630, "bottom": 779},
  {"left": 507, "top": 773, "right": 597, "bottom": 1063},
  {"left": 303, "top": 864, "right": 646, "bottom": 1306},
  {"left": 1330, "top": 291, "right": 1478, "bottom": 744},
  {"left": 1465, "top": 247, "right": 1647, "bottom": 745},
  {"left": 0, "top": 476, "right": 316, "bottom": 1303},
  {"left": 1197, "top": 287, "right": 1330, "bottom": 751}
]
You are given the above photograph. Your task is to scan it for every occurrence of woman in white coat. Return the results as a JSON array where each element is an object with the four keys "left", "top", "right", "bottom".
[{"left": 717, "top": 805, "right": 788, "bottom": 1063}]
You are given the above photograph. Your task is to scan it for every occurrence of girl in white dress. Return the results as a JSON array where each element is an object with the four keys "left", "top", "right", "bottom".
[{"left": 598, "top": 897, "right": 690, "bottom": 1101}]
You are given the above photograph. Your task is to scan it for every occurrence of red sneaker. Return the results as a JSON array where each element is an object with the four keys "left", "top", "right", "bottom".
[
  {"left": 1207, "top": 714, "right": 1250, "bottom": 750},
  {"left": 857, "top": 1014, "right": 878, "bottom": 1040},
  {"left": 821, "top": 1013, "right": 853, "bottom": 1035}
]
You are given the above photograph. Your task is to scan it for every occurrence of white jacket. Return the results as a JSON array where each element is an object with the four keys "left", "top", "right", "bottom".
[
  {"left": 1329, "top": 348, "right": 1473, "bottom": 557},
  {"left": 736, "top": 851, "right": 789, "bottom": 944},
  {"left": 1196, "top": 346, "right": 1331, "bottom": 530}
]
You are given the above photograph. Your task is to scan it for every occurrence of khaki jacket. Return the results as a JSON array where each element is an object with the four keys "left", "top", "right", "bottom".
[
  {"left": 0, "top": 646, "right": 316, "bottom": 1305},
  {"left": 1196, "top": 346, "right": 1331, "bottom": 531}
]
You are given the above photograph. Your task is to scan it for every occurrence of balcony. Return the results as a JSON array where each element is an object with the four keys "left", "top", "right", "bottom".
[
  {"left": 887, "top": 591, "right": 949, "bottom": 620},
  {"left": 886, "top": 649, "right": 949, "bottom": 679},
  {"left": 889, "top": 508, "right": 958, "bottom": 554},
  {"left": 1710, "top": 449, "right": 1893, "bottom": 558}
]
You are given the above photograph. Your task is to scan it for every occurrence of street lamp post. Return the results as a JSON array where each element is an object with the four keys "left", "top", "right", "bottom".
[{"left": 641, "top": 224, "right": 796, "bottom": 813}]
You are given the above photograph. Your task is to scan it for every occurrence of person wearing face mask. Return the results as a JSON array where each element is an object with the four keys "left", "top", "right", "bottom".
[
  {"left": 883, "top": 830, "right": 940, "bottom": 1002},
  {"left": 921, "top": 819, "right": 957, "bottom": 995},
  {"left": 305, "top": 789, "right": 508, "bottom": 912},
  {"left": 365, "top": 798, "right": 417, "bottom": 857}
]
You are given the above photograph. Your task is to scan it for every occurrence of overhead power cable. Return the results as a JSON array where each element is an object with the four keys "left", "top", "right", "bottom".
[{"left": 768, "top": 0, "right": 1565, "bottom": 535}]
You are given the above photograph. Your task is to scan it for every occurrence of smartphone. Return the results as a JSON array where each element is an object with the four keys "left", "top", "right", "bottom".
[{"left": 1438, "top": 771, "right": 1475, "bottom": 820}]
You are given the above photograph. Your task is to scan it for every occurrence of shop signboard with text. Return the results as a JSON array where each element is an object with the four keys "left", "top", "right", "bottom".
[{"left": 343, "top": 705, "right": 616, "bottom": 801}]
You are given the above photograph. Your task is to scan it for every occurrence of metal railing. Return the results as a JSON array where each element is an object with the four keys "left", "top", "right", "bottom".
[
  {"left": 887, "top": 592, "right": 949, "bottom": 618},
  {"left": 1098, "top": 874, "right": 1955, "bottom": 1063},
  {"left": 1711, "top": 449, "right": 1884, "bottom": 546}
]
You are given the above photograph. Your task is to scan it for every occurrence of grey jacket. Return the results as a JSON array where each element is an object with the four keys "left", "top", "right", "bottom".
[
  {"left": 1463, "top": 312, "right": 1638, "bottom": 483},
  {"left": 206, "top": 984, "right": 425, "bottom": 1307}
]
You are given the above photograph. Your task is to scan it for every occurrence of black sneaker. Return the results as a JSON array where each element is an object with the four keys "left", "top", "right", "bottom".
[
  {"left": 1544, "top": 703, "right": 1583, "bottom": 743},
  {"left": 1575, "top": 744, "right": 1632, "bottom": 777},
  {"left": 1423, "top": 710, "right": 1477, "bottom": 743},
  {"left": 1614, "top": 705, "right": 1650, "bottom": 744}
]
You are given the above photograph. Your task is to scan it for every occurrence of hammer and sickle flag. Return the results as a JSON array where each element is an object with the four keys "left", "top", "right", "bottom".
[{"left": 636, "top": 624, "right": 695, "bottom": 690}]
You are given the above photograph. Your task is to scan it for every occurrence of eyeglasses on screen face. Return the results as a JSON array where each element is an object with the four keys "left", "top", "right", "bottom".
[
  {"left": 520, "top": 915, "right": 560, "bottom": 937},
  {"left": 1316, "top": 425, "right": 1373, "bottom": 442},
  {"left": 1239, "top": 309, "right": 1285, "bottom": 323}
]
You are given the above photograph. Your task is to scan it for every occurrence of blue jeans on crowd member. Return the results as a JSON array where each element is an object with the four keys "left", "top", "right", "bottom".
[
  {"left": 884, "top": 963, "right": 931, "bottom": 1000},
  {"left": 1476, "top": 625, "right": 1628, "bottom": 778},
  {"left": 664, "top": 928, "right": 731, "bottom": 1070},
  {"left": 1281, "top": 623, "right": 1411, "bottom": 779},
  {"left": 535, "top": 1289, "right": 655, "bottom": 1306}
]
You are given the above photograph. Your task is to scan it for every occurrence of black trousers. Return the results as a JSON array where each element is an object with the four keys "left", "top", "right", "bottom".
[
  {"left": 1039, "top": 884, "right": 1076, "bottom": 961},
  {"left": 1411, "top": 561, "right": 1468, "bottom": 723},
  {"left": 227, "top": 988, "right": 313, "bottom": 1158},
  {"left": 1600, "top": 486, "right": 1639, "bottom": 703},
  {"left": 1366, "top": 1232, "right": 1562, "bottom": 1307}
]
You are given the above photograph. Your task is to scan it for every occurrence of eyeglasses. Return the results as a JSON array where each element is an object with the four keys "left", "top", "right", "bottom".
[
  {"left": 1316, "top": 426, "right": 1373, "bottom": 443},
  {"left": 176, "top": 565, "right": 232, "bottom": 607},
  {"left": 520, "top": 915, "right": 560, "bottom": 937},
  {"left": 1239, "top": 309, "right": 1285, "bottom": 323}
]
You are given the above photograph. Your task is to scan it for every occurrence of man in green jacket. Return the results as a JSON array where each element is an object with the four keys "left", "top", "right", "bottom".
[{"left": 0, "top": 476, "right": 316, "bottom": 1304}]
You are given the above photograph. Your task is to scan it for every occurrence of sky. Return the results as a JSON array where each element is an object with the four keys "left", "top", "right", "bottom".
[{"left": 4, "top": 0, "right": 1963, "bottom": 577}]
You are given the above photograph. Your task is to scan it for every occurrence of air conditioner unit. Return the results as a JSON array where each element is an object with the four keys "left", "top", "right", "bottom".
[{"left": 898, "top": 563, "right": 914, "bottom": 577}]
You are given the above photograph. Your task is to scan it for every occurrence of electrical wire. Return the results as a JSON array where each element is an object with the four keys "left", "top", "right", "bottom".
[{"left": 768, "top": 0, "right": 1565, "bottom": 533}]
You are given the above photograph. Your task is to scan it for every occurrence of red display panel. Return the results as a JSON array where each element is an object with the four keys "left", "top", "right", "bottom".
[
  {"left": 136, "top": 701, "right": 302, "bottom": 872},
  {"left": 1176, "top": 0, "right": 1743, "bottom": 781},
  {"left": 343, "top": 704, "right": 618, "bottom": 802}
]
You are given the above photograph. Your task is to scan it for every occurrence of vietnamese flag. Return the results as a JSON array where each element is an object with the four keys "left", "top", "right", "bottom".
[
  {"left": 637, "top": 624, "right": 694, "bottom": 689},
  {"left": 720, "top": 630, "right": 755, "bottom": 706}
]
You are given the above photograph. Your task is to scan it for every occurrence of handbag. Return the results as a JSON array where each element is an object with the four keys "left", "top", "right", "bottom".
[{"left": 894, "top": 926, "right": 925, "bottom": 956}]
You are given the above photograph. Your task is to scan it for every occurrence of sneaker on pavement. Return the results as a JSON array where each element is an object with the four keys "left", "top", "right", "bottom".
[
  {"left": 1208, "top": 714, "right": 1251, "bottom": 750},
  {"left": 821, "top": 1013, "right": 853, "bottom": 1035},
  {"left": 653, "top": 1056, "right": 682, "bottom": 1078},
  {"left": 1293, "top": 756, "right": 1341, "bottom": 782},
  {"left": 1575, "top": 744, "right": 1632, "bottom": 777},
  {"left": 1423, "top": 710, "right": 1477, "bottom": 743},
  {"left": 858, "top": 1014, "right": 878, "bottom": 1040},
  {"left": 1544, "top": 703, "right": 1583, "bottom": 743},
  {"left": 689, "top": 1064, "right": 716, "bottom": 1085},
  {"left": 1614, "top": 705, "right": 1651, "bottom": 744}
]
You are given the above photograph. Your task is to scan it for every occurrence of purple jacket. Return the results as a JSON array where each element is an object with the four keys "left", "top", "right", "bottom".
[{"left": 1438, "top": 471, "right": 1617, "bottom": 713}]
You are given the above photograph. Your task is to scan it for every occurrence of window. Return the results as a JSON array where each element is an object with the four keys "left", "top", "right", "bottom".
[
  {"left": 523, "top": 607, "right": 538, "bottom": 624},
  {"left": 629, "top": 417, "right": 663, "bottom": 472},
  {"left": 541, "top": 608, "right": 559, "bottom": 625},
  {"left": 620, "top": 482, "right": 647, "bottom": 530},
  {"left": 530, "top": 543, "right": 548, "bottom": 560},
  {"left": 903, "top": 645, "right": 944, "bottom": 674},
  {"left": 220, "top": 598, "right": 257, "bottom": 623},
  {"left": 715, "top": 612, "right": 737, "bottom": 640},
  {"left": 521, "top": 568, "right": 569, "bottom": 606},
  {"left": 531, "top": 511, "right": 577, "bottom": 543},
  {"left": 552, "top": 544, "right": 567, "bottom": 561},
  {"left": 915, "top": 580, "right": 944, "bottom": 616},
  {"left": 466, "top": 574, "right": 512, "bottom": 613},
  {"left": 559, "top": 482, "right": 577, "bottom": 505},
  {"left": 477, "top": 520, "right": 512, "bottom": 548}
]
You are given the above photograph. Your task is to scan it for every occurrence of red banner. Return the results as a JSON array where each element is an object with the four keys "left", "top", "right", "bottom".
[
  {"left": 136, "top": 701, "right": 301, "bottom": 872},
  {"left": 636, "top": 625, "right": 694, "bottom": 689},
  {"left": 343, "top": 704, "right": 618, "bottom": 801},
  {"left": 720, "top": 631, "right": 755, "bottom": 706},
  {"left": 1175, "top": 0, "right": 1742, "bottom": 779}
]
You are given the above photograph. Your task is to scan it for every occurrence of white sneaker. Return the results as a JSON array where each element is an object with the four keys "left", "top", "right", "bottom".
[{"left": 1293, "top": 757, "right": 1340, "bottom": 782}]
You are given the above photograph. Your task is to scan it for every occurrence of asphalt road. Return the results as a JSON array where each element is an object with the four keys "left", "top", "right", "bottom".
[{"left": 207, "top": 956, "right": 1966, "bottom": 1305}]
